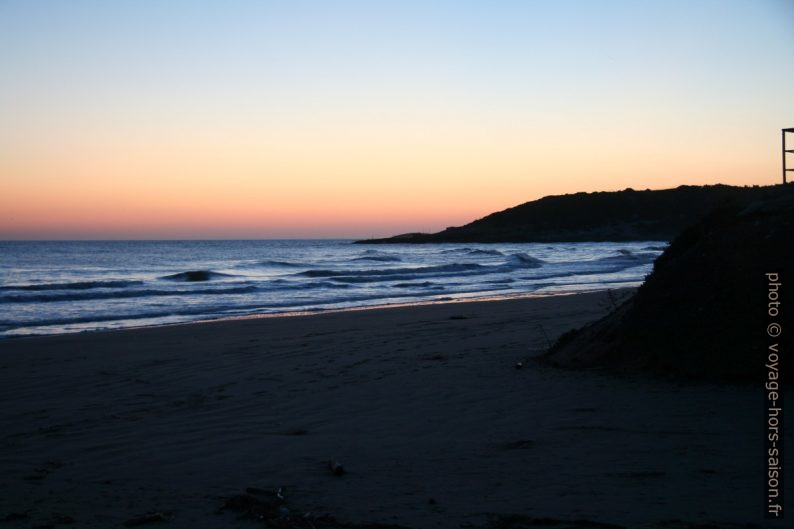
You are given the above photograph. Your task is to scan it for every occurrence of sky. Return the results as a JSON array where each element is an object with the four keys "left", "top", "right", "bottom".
[{"left": 1, "top": 0, "right": 793, "bottom": 239}]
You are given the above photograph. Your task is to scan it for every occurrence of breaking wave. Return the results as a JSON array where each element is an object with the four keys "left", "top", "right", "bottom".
[
  {"left": 351, "top": 255, "right": 402, "bottom": 262},
  {"left": 0, "top": 280, "right": 143, "bottom": 291},
  {"left": 160, "top": 270, "right": 234, "bottom": 282}
]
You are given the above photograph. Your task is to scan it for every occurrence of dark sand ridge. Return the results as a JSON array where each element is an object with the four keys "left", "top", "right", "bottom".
[
  {"left": 0, "top": 290, "right": 786, "bottom": 528},
  {"left": 543, "top": 186, "right": 794, "bottom": 382}
]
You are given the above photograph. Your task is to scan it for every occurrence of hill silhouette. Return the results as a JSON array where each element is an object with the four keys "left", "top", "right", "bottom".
[
  {"left": 357, "top": 184, "right": 782, "bottom": 243},
  {"left": 541, "top": 184, "right": 794, "bottom": 382}
]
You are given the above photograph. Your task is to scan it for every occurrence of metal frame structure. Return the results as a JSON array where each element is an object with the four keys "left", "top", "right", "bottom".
[{"left": 783, "top": 128, "right": 794, "bottom": 184}]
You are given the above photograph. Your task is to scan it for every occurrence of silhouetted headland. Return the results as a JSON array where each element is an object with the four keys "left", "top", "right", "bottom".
[
  {"left": 356, "top": 184, "right": 785, "bottom": 243},
  {"left": 542, "top": 184, "right": 794, "bottom": 382}
]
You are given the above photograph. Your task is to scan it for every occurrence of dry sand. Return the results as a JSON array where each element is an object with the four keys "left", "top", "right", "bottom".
[{"left": 0, "top": 290, "right": 785, "bottom": 528}]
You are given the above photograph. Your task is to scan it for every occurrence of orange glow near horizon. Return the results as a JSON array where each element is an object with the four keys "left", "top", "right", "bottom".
[
  {"left": 1, "top": 1, "right": 792, "bottom": 239},
  {"left": 0, "top": 122, "right": 785, "bottom": 239}
]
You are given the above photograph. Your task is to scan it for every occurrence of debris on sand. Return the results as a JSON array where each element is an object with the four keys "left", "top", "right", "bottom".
[
  {"left": 328, "top": 460, "right": 346, "bottom": 476},
  {"left": 222, "top": 492, "right": 285, "bottom": 520},
  {"left": 220, "top": 488, "right": 411, "bottom": 528},
  {"left": 123, "top": 512, "right": 171, "bottom": 526}
]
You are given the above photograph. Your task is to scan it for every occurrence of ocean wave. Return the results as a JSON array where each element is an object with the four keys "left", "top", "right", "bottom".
[
  {"left": 0, "top": 304, "right": 255, "bottom": 329},
  {"left": 0, "top": 279, "right": 143, "bottom": 291},
  {"left": 594, "top": 250, "right": 658, "bottom": 263},
  {"left": 392, "top": 281, "right": 436, "bottom": 288},
  {"left": 254, "top": 280, "right": 351, "bottom": 291},
  {"left": 467, "top": 248, "right": 503, "bottom": 256},
  {"left": 232, "top": 259, "right": 304, "bottom": 269},
  {"left": 2, "top": 279, "right": 357, "bottom": 304},
  {"left": 257, "top": 260, "right": 303, "bottom": 267},
  {"left": 302, "top": 263, "right": 485, "bottom": 278},
  {"left": 351, "top": 255, "right": 402, "bottom": 262},
  {"left": 506, "top": 252, "right": 544, "bottom": 268},
  {"left": 160, "top": 270, "right": 234, "bottom": 282},
  {"left": 520, "top": 251, "right": 657, "bottom": 281},
  {"left": 440, "top": 247, "right": 503, "bottom": 256},
  {"left": 0, "top": 285, "right": 259, "bottom": 304},
  {"left": 306, "top": 281, "right": 351, "bottom": 289},
  {"left": 300, "top": 255, "right": 544, "bottom": 284}
]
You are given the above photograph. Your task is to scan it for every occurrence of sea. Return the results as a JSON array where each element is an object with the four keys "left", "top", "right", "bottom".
[{"left": 0, "top": 240, "right": 667, "bottom": 338}]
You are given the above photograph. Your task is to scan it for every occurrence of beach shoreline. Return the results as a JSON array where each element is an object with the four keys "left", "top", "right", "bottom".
[
  {"left": 1, "top": 286, "right": 622, "bottom": 342},
  {"left": 0, "top": 289, "right": 784, "bottom": 528}
]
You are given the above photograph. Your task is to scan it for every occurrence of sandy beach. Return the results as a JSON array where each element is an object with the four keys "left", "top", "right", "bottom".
[{"left": 0, "top": 290, "right": 784, "bottom": 528}]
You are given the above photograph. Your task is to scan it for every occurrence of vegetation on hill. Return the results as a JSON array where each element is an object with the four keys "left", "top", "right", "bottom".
[{"left": 357, "top": 185, "right": 783, "bottom": 243}]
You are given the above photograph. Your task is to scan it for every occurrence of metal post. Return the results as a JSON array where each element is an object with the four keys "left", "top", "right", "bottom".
[{"left": 783, "top": 128, "right": 794, "bottom": 185}]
